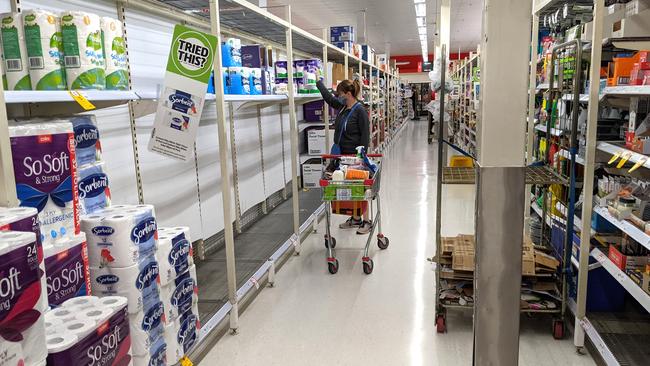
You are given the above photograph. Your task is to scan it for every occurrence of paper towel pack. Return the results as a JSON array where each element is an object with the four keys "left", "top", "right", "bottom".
[
  {"left": 82, "top": 205, "right": 157, "bottom": 268},
  {"left": 221, "top": 38, "right": 241, "bottom": 67},
  {"left": 128, "top": 298, "right": 165, "bottom": 356},
  {"left": 0, "top": 231, "right": 47, "bottom": 366},
  {"left": 45, "top": 296, "right": 132, "bottom": 366},
  {"left": 159, "top": 265, "right": 198, "bottom": 322},
  {"left": 90, "top": 255, "right": 160, "bottom": 315},
  {"left": 60, "top": 11, "right": 105, "bottom": 89},
  {"left": 0, "top": 13, "right": 32, "bottom": 90},
  {"left": 9, "top": 121, "right": 79, "bottom": 244},
  {"left": 156, "top": 227, "right": 193, "bottom": 286},
  {"left": 100, "top": 17, "right": 128, "bottom": 90},
  {"left": 22, "top": 9, "right": 66, "bottom": 90},
  {"left": 70, "top": 115, "right": 102, "bottom": 166},
  {"left": 44, "top": 233, "right": 91, "bottom": 307},
  {"left": 78, "top": 162, "right": 111, "bottom": 215}
]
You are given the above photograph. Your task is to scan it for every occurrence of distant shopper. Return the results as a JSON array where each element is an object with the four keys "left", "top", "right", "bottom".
[
  {"left": 411, "top": 86, "right": 420, "bottom": 120},
  {"left": 316, "top": 78, "right": 372, "bottom": 235}
]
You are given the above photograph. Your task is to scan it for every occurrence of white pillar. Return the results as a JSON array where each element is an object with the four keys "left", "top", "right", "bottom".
[{"left": 473, "top": 0, "right": 532, "bottom": 364}]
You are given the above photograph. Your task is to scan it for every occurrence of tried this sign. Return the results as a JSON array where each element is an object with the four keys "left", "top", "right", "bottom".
[{"left": 148, "top": 24, "right": 217, "bottom": 161}]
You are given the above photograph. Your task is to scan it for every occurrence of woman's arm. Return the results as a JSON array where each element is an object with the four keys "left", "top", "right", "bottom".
[
  {"left": 357, "top": 107, "right": 370, "bottom": 150},
  {"left": 317, "top": 80, "right": 344, "bottom": 109}
]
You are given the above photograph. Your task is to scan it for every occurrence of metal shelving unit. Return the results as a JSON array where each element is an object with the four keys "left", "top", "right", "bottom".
[{"left": 0, "top": 0, "right": 404, "bottom": 363}]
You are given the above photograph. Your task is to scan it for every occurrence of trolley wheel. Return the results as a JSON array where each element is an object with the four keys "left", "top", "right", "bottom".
[
  {"left": 362, "top": 259, "right": 374, "bottom": 275},
  {"left": 436, "top": 314, "right": 446, "bottom": 333},
  {"left": 327, "top": 259, "right": 339, "bottom": 274},
  {"left": 377, "top": 236, "right": 389, "bottom": 250},
  {"left": 552, "top": 319, "right": 565, "bottom": 340},
  {"left": 325, "top": 236, "right": 337, "bottom": 249}
]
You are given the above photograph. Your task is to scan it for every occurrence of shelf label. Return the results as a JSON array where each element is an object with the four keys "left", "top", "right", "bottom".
[
  {"left": 68, "top": 91, "right": 96, "bottom": 111},
  {"left": 148, "top": 24, "right": 217, "bottom": 161},
  {"left": 180, "top": 356, "right": 193, "bottom": 366}
]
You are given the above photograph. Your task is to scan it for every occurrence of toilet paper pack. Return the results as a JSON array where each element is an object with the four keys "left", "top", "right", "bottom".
[
  {"left": 78, "top": 163, "right": 111, "bottom": 215},
  {"left": 275, "top": 61, "right": 288, "bottom": 78},
  {"left": 9, "top": 121, "right": 79, "bottom": 244},
  {"left": 60, "top": 11, "right": 105, "bottom": 90},
  {"left": 250, "top": 68, "right": 262, "bottom": 95},
  {"left": 158, "top": 109, "right": 194, "bottom": 133},
  {"left": 23, "top": 9, "right": 66, "bottom": 90},
  {"left": 70, "top": 115, "right": 102, "bottom": 166},
  {"left": 159, "top": 265, "right": 198, "bottom": 322},
  {"left": 0, "top": 338, "right": 24, "bottom": 366},
  {"left": 0, "top": 231, "right": 47, "bottom": 366},
  {"left": 0, "top": 13, "right": 32, "bottom": 90},
  {"left": 45, "top": 299, "right": 132, "bottom": 366},
  {"left": 156, "top": 227, "right": 193, "bottom": 285},
  {"left": 176, "top": 309, "right": 200, "bottom": 355},
  {"left": 128, "top": 298, "right": 165, "bottom": 356},
  {"left": 100, "top": 17, "right": 128, "bottom": 90},
  {"left": 132, "top": 335, "right": 166, "bottom": 366},
  {"left": 90, "top": 255, "right": 160, "bottom": 315},
  {"left": 82, "top": 205, "right": 157, "bottom": 268},
  {"left": 44, "top": 233, "right": 91, "bottom": 307},
  {"left": 162, "top": 87, "right": 204, "bottom": 117},
  {"left": 221, "top": 38, "right": 241, "bottom": 67}
]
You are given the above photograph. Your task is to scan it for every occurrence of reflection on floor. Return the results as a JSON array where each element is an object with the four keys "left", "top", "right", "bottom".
[{"left": 196, "top": 189, "right": 322, "bottom": 322}]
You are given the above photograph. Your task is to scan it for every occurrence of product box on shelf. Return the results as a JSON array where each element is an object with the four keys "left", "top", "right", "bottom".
[
  {"left": 522, "top": 238, "right": 536, "bottom": 276},
  {"left": 330, "top": 26, "right": 355, "bottom": 42},
  {"left": 643, "top": 272, "right": 650, "bottom": 294},
  {"left": 626, "top": 0, "right": 650, "bottom": 17},
  {"left": 301, "top": 158, "right": 323, "bottom": 188},
  {"left": 241, "top": 45, "right": 268, "bottom": 68},
  {"left": 303, "top": 100, "right": 337, "bottom": 122},
  {"left": 306, "top": 127, "right": 335, "bottom": 156},
  {"left": 332, "top": 41, "right": 353, "bottom": 53},
  {"left": 608, "top": 245, "right": 650, "bottom": 271},
  {"left": 612, "top": 9, "right": 650, "bottom": 38},
  {"left": 361, "top": 45, "right": 375, "bottom": 64}
]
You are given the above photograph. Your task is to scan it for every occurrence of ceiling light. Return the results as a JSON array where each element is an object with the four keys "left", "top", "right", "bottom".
[
  {"left": 418, "top": 26, "right": 427, "bottom": 35},
  {"left": 416, "top": 16, "right": 426, "bottom": 27},
  {"left": 415, "top": 3, "right": 426, "bottom": 17},
  {"left": 413, "top": 0, "right": 425, "bottom": 3},
  {"left": 419, "top": 35, "right": 427, "bottom": 43}
]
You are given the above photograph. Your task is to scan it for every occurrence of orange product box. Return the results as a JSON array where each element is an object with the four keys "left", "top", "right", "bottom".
[
  {"left": 331, "top": 201, "right": 368, "bottom": 216},
  {"left": 608, "top": 56, "right": 637, "bottom": 86}
]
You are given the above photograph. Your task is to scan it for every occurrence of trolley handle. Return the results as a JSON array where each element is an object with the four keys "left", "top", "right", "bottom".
[{"left": 321, "top": 154, "right": 383, "bottom": 159}]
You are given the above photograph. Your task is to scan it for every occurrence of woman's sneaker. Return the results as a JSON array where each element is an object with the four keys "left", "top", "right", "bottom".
[
  {"left": 356, "top": 221, "right": 372, "bottom": 235},
  {"left": 339, "top": 217, "right": 363, "bottom": 229}
]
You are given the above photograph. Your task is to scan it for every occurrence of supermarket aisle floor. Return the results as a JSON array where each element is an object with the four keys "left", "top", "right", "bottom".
[{"left": 202, "top": 120, "right": 595, "bottom": 366}]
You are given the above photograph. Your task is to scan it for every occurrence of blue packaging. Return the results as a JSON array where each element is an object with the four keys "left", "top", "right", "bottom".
[
  {"left": 131, "top": 294, "right": 166, "bottom": 355},
  {"left": 221, "top": 38, "right": 242, "bottom": 67},
  {"left": 160, "top": 266, "right": 198, "bottom": 322},
  {"left": 330, "top": 26, "right": 355, "bottom": 42},
  {"left": 250, "top": 68, "right": 262, "bottom": 95},
  {"left": 228, "top": 67, "right": 244, "bottom": 94},
  {"left": 134, "top": 336, "right": 167, "bottom": 366},
  {"left": 71, "top": 115, "right": 102, "bottom": 166},
  {"left": 78, "top": 162, "right": 110, "bottom": 215},
  {"left": 207, "top": 71, "right": 215, "bottom": 94},
  {"left": 332, "top": 41, "right": 353, "bottom": 52},
  {"left": 176, "top": 309, "right": 199, "bottom": 355},
  {"left": 223, "top": 70, "right": 230, "bottom": 94}
]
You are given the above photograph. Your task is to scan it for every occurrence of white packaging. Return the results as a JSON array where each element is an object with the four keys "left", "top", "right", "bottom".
[
  {"left": 626, "top": 0, "right": 650, "bottom": 16},
  {"left": 301, "top": 160, "right": 323, "bottom": 188},
  {"left": 0, "top": 231, "right": 47, "bottom": 366},
  {"left": 0, "top": 336, "right": 24, "bottom": 366},
  {"left": 100, "top": 17, "right": 128, "bottom": 90},
  {"left": 159, "top": 265, "right": 198, "bottom": 322},
  {"left": 96, "top": 295, "right": 128, "bottom": 313},
  {"left": 77, "top": 162, "right": 111, "bottom": 215},
  {"left": 163, "top": 321, "right": 182, "bottom": 363},
  {"left": 156, "top": 227, "right": 193, "bottom": 286},
  {"left": 44, "top": 234, "right": 91, "bottom": 308},
  {"left": 60, "top": 11, "right": 105, "bottom": 89},
  {"left": 60, "top": 295, "right": 98, "bottom": 310},
  {"left": 22, "top": 9, "right": 66, "bottom": 90},
  {"left": 45, "top": 332, "right": 79, "bottom": 354},
  {"left": 45, "top": 307, "right": 78, "bottom": 324},
  {"left": 81, "top": 205, "right": 157, "bottom": 268},
  {"left": 9, "top": 121, "right": 78, "bottom": 245},
  {"left": 89, "top": 256, "right": 160, "bottom": 315},
  {"left": 307, "top": 128, "right": 335, "bottom": 155},
  {"left": 128, "top": 300, "right": 165, "bottom": 356},
  {"left": 0, "top": 13, "right": 31, "bottom": 90},
  {"left": 132, "top": 334, "right": 166, "bottom": 366}
]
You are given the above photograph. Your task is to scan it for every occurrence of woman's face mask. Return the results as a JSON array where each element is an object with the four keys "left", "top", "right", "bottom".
[{"left": 336, "top": 91, "right": 348, "bottom": 105}]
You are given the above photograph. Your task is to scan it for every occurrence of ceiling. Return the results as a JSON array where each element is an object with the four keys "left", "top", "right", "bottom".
[{"left": 267, "top": 0, "right": 483, "bottom": 56}]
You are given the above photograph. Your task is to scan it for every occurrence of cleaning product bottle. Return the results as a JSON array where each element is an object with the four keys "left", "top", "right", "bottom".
[{"left": 356, "top": 146, "right": 377, "bottom": 174}]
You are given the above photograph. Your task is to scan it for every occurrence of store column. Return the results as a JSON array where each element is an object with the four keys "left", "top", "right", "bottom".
[{"left": 473, "top": 0, "right": 531, "bottom": 365}]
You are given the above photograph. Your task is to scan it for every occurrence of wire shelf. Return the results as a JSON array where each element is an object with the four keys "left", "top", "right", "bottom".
[{"left": 442, "top": 166, "right": 568, "bottom": 185}]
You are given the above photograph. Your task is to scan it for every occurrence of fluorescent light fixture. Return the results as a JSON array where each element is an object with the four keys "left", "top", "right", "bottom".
[
  {"left": 419, "top": 34, "right": 427, "bottom": 42},
  {"left": 414, "top": 0, "right": 425, "bottom": 3},
  {"left": 416, "top": 16, "right": 426, "bottom": 27},
  {"left": 415, "top": 3, "right": 426, "bottom": 17},
  {"left": 418, "top": 26, "right": 427, "bottom": 35}
]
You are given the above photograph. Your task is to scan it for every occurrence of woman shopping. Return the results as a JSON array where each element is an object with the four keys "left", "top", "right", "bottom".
[{"left": 316, "top": 77, "right": 371, "bottom": 235}]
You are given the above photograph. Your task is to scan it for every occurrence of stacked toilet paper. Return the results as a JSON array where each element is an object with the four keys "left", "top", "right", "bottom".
[
  {"left": 100, "top": 17, "right": 128, "bottom": 90},
  {"left": 157, "top": 227, "right": 200, "bottom": 364},
  {"left": 43, "top": 233, "right": 91, "bottom": 307},
  {"left": 70, "top": 115, "right": 102, "bottom": 166},
  {"left": 0, "top": 12, "right": 32, "bottom": 90},
  {"left": 221, "top": 37, "right": 242, "bottom": 67},
  {"left": 9, "top": 120, "right": 80, "bottom": 244},
  {"left": 22, "top": 9, "right": 66, "bottom": 90},
  {"left": 0, "top": 230, "right": 48, "bottom": 366},
  {"left": 60, "top": 11, "right": 105, "bottom": 90},
  {"left": 82, "top": 204, "right": 168, "bottom": 364},
  {"left": 44, "top": 296, "right": 133, "bottom": 366}
]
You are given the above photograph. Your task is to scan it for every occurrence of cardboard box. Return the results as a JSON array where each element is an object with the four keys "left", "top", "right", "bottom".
[
  {"left": 522, "top": 239, "right": 536, "bottom": 276},
  {"left": 301, "top": 158, "right": 323, "bottom": 188},
  {"left": 626, "top": 0, "right": 650, "bottom": 16},
  {"left": 361, "top": 45, "right": 375, "bottom": 64},
  {"left": 608, "top": 245, "right": 650, "bottom": 271},
  {"left": 332, "top": 63, "right": 346, "bottom": 86},
  {"left": 241, "top": 45, "right": 268, "bottom": 68},
  {"left": 643, "top": 272, "right": 650, "bottom": 295},
  {"left": 441, "top": 237, "right": 455, "bottom": 255},
  {"left": 330, "top": 26, "right": 355, "bottom": 42},
  {"left": 303, "top": 100, "right": 337, "bottom": 122},
  {"left": 612, "top": 9, "right": 650, "bottom": 38},
  {"left": 307, "top": 128, "right": 335, "bottom": 156},
  {"left": 452, "top": 236, "right": 475, "bottom": 272},
  {"left": 534, "top": 250, "right": 560, "bottom": 270},
  {"left": 331, "top": 201, "right": 367, "bottom": 216},
  {"left": 332, "top": 41, "right": 353, "bottom": 53}
]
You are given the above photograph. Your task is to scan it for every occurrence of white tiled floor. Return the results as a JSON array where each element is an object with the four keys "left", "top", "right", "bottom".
[{"left": 201, "top": 120, "right": 596, "bottom": 366}]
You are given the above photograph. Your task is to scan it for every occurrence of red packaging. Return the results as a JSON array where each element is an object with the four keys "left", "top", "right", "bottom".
[
  {"left": 639, "top": 62, "right": 650, "bottom": 70},
  {"left": 609, "top": 245, "right": 626, "bottom": 270},
  {"left": 626, "top": 131, "right": 636, "bottom": 149},
  {"left": 638, "top": 51, "right": 650, "bottom": 63}
]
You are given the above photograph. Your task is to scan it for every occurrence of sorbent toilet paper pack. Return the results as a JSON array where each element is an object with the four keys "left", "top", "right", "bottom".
[
  {"left": 78, "top": 162, "right": 111, "bottom": 215},
  {"left": 128, "top": 298, "right": 165, "bottom": 356},
  {"left": 70, "top": 115, "right": 102, "bottom": 166},
  {"left": 22, "top": 9, "right": 66, "bottom": 90},
  {"left": 162, "top": 87, "right": 204, "bottom": 117},
  {"left": 0, "top": 13, "right": 31, "bottom": 90},
  {"left": 100, "top": 17, "right": 128, "bottom": 90},
  {"left": 60, "top": 11, "right": 105, "bottom": 90},
  {"left": 156, "top": 227, "right": 193, "bottom": 286},
  {"left": 0, "top": 231, "right": 48, "bottom": 366},
  {"left": 159, "top": 265, "right": 198, "bottom": 322},
  {"left": 61, "top": 295, "right": 98, "bottom": 310},
  {"left": 44, "top": 233, "right": 91, "bottom": 307},
  {"left": 132, "top": 335, "right": 166, "bottom": 366},
  {"left": 9, "top": 121, "right": 79, "bottom": 245}
]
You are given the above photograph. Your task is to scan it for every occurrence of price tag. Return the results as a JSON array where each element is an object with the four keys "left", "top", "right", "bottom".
[
  {"left": 68, "top": 91, "right": 96, "bottom": 111},
  {"left": 616, "top": 153, "right": 631, "bottom": 169},
  {"left": 180, "top": 356, "right": 193, "bottom": 366},
  {"left": 629, "top": 157, "right": 647, "bottom": 173},
  {"left": 250, "top": 277, "right": 260, "bottom": 289},
  {"left": 336, "top": 188, "right": 352, "bottom": 201},
  {"left": 607, "top": 151, "right": 621, "bottom": 165}
]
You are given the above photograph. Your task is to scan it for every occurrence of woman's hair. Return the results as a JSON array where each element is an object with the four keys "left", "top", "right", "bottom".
[{"left": 336, "top": 79, "right": 361, "bottom": 100}]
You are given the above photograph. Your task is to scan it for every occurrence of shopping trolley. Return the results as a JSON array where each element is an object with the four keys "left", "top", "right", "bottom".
[{"left": 318, "top": 154, "right": 390, "bottom": 275}]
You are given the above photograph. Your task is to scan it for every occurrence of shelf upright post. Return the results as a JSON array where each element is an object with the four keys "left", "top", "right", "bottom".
[
  {"left": 575, "top": 0, "right": 606, "bottom": 351},
  {"left": 208, "top": 0, "right": 239, "bottom": 334},
  {"left": 284, "top": 5, "right": 301, "bottom": 254},
  {"left": 344, "top": 55, "right": 349, "bottom": 79},
  {"left": 524, "top": 12, "right": 540, "bottom": 236},
  {"left": 473, "top": 0, "right": 531, "bottom": 363},
  {"left": 369, "top": 64, "right": 374, "bottom": 151},
  {"left": 117, "top": 1, "right": 145, "bottom": 204},
  {"left": 0, "top": 57, "right": 15, "bottom": 207},
  {"left": 322, "top": 29, "right": 330, "bottom": 155}
]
